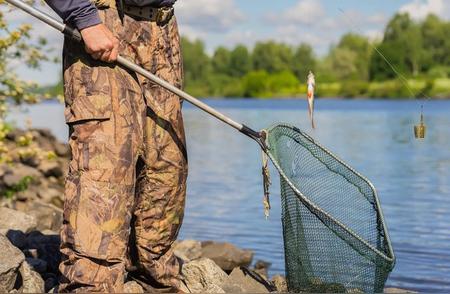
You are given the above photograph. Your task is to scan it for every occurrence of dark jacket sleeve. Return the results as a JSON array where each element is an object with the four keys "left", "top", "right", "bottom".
[{"left": 44, "top": 0, "right": 101, "bottom": 30}]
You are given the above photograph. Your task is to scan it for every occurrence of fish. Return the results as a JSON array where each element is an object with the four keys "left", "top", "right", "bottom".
[{"left": 307, "top": 71, "right": 316, "bottom": 129}]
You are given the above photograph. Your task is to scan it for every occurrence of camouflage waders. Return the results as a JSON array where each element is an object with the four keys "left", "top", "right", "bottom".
[{"left": 59, "top": 7, "right": 187, "bottom": 292}]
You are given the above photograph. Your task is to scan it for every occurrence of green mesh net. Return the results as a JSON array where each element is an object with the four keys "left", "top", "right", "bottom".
[{"left": 264, "top": 124, "right": 395, "bottom": 293}]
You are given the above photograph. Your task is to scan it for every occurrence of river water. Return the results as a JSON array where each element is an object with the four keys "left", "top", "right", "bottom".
[{"left": 9, "top": 99, "right": 450, "bottom": 292}]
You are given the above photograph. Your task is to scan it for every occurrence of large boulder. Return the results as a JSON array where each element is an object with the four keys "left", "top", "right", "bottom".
[
  {"left": 221, "top": 267, "right": 272, "bottom": 293},
  {"left": 25, "top": 201, "right": 63, "bottom": 231},
  {"left": 200, "top": 241, "right": 253, "bottom": 272},
  {"left": 0, "top": 207, "right": 37, "bottom": 234},
  {"left": 174, "top": 240, "right": 202, "bottom": 262},
  {"left": 0, "top": 234, "right": 25, "bottom": 292},
  {"left": 181, "top": 258, "right": 228, "bottom": 293},
  {"left": 20, "top": 260, "right": 45, "bottom": 293}
]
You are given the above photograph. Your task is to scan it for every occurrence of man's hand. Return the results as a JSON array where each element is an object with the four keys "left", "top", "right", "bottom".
[{"left": 80, "top": 23, "right": 119, "bottom": 62}]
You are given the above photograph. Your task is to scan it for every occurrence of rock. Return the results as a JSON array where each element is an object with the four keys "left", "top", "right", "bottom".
[
  {"left": 2, "top": 164, "right": 41, "bottom": 188},
  {"left": 174, "top": 240, "right": 202, "bottom": 262},
  {"left": 25, "top": 201, "right": 63, "bottom": 231},
  {"left": 38, "top": 161, "right": 63, "bottom": 178},
  {"left": 221, "top": 267, "right": 271, "bottom": 293},
  {"left": 23, "top": 249, "right": 39, "bottom": 259},
  {"left": 20, "top": 153, "right": 41, "bottom": 168},
  {"left": 253, "top": 260, "right": 271, "bottom": 278},
  {"left": 384, "top": 288, "right": 418, "bottom": 293},
  {"left": 25, "top": 232, "right": 61, "bottom": 273},
  {"left": 15, "top": 188, "right": 39, "bottom": 202},
  {"left": 54, "top": 143, "right": 70, "bottom": 157},
  {"left": 201, "top": 241, "right": 253, "bottom": 272},
  {"left": 25, "top": 258, "right": 47, "bottom": 273},
  {"left": 0, "top": 207, "right": 37, "bottom": 234},
  {"left": 5, "top": 230, "right": 27, "bottom": 249},
  {"left": 181, "top": 258, "right": 228, "bottom": 293},
  {"left": 0, "top": 234, "right": 25, "bottom": 292},
  {"left": 124, "top": 281, "right": 144, "bottom": 293},
  {"left": 5, "top": 129, "right": 27, "bottom": 141},
  {"left": 44, "top": 277, "right": 58, "bottom": 293},
  {"left": 37, "top": 188, "right": 63, "bottom": 205},
  {"left": 20, "top": 260, "right": 45, "bottom": 293},
  {"left": 271, "top": 274, "right": 288, "bottom": 293}
]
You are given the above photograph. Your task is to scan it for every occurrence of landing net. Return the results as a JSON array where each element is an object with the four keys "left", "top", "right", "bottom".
[{"left": 264, "top": 124, "right": 395, "bottom": 293}]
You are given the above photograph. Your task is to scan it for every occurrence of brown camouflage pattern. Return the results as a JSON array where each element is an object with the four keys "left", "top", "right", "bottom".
[{"left": 59, "top": 7, "right": 187, "bottom": 293}]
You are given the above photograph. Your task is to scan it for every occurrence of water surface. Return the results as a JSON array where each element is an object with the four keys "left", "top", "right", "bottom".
[{"left": 9, "top": 99, "right": 450, "bottom": 292}]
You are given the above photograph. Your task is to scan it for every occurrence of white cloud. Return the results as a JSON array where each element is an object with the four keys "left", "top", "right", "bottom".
[
  {"left": 266, "top": 0, "right": 325, "bottom": 26},
  {"left": 399, "top": 0, "right": 450, "bottom": 20},
  {"left": 176, "top": 0, "right": 244, "bottom": 32}
]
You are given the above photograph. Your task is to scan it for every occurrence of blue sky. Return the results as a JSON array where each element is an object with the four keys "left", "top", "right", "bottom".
[{"left": 4, "top": 0, "right": 450, "bottom": 85}]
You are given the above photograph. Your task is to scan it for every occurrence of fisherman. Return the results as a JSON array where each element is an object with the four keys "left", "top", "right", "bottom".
[{"left": 43, "top": 0, "right": 187, "bottom": 292}]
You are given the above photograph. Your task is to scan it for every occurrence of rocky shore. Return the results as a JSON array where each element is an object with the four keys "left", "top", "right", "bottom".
[{"left": 0, "top": 128, "right": 413, "bottom": 293}]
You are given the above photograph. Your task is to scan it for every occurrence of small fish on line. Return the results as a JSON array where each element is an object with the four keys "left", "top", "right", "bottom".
[{"left": 307, "top": 71, "right": 316, "bottom": 129}]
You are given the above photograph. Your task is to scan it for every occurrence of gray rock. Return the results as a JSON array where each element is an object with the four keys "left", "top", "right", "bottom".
[
  {"left": 174, "top": 240, "right": 202, "bottom": 262},
  {"left": 201, "top": 241, "right": 253, "bottom": 272},
  {"left": 2, "top": 164, "right": 41, "bottom": 187},
  {"left": 25, "top": 258, "right": 47, "bottom": 273},
  {"left": 20, "top": 154, "right": 41, "bottom": 168},
  {"left": 271, "top": 274, "right": 288, "bottom": 293},
  {"left": 181, "top": 258, "right": 228, "bottom": 293},
  {"left": 221, "top": 267, "right": 271, "bottom": 293},
  {"left": 54, "top": 143, "right": 70, "bottom": 157},
  {"left": 124, "top": 281, "right": 144, "bottom": 293},
  {"left": 20, "top": 260, "right": 45, "bottom": 293},
  {"left": 38, "top": 161, "right": 63, "bottom": 178},
  {"left": 37, "top": 188, "right": 63, "bottom": 205},
  {"left": 25, "top": 201, "right": 63, "bottom": 231},
  {"left": 0, "top": 234, "right": 25, "bottom": 292},
  {"left": 0, "top": 207, "right": 37, "bottom": 234}
]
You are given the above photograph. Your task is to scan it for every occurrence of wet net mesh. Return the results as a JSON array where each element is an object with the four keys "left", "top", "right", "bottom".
[{"left": 264, "top": 124, "right": 395, "bottom": 293}]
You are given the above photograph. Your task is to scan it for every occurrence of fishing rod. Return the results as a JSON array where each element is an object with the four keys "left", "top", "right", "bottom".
[{"left": 4, "top": 0, "right": 265, "bottom": 145}]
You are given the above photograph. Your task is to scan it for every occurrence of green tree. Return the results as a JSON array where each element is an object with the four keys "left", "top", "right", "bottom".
[
  {"left": 292, "top": 43, "right": 316, "bottom": 82},
  {"left": 421, "top": 14, "right": 450, "bottom": 69},
  {"left": 336, "top": 33, "right": 371, "bottom": 80},
  {"left": 211, "top": 46, "right": 231, "bottom": 75},
  {"left": 370, "top": 13, "right": 424, "bottom": 80},
  {"left": 241, "top": 71, "right": 270, "bottom": 97},
  {"left": 229, "top": 45, "right": 252, "bottom": 77},
  {"left": 252, "top": 41, "right": 293, "bottom": 73},
  {"left": 181, "top": 37, "right": 211, "bottom": 84}
]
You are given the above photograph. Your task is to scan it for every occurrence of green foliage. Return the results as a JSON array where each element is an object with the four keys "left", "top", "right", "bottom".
[
  {"left": 242, "top": 71, "right": 270, "bottom": 97},
  {"left": 292, "top": 44, "right": 316, "bottom": 82},
  {"left": 229, "top": 45, "right": 252, "bottom": 77},
  {"left": 253, "top": 41, "right": 293, "bottom": 73},
  {"left": 2, "top": 176, "right": 33, "bottom": 198}
]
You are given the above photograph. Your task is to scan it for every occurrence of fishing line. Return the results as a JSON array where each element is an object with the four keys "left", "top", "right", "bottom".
[{"left": 338, "top": 7, "right": 430, "bottom": 134}]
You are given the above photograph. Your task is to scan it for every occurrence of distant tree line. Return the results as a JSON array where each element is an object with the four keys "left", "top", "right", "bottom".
[{"left": 182, "top": 13, "right": 450, "bottom": 98}]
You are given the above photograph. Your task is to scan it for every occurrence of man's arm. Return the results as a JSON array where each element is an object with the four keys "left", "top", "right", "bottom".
[{"left": 45, "top": 0, "right": 119, "bottom": 62}]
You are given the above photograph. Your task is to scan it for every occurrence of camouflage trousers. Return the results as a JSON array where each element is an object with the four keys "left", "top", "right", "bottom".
[{"left": 58, "top": 8, "right": 187, "bottom": 293}]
